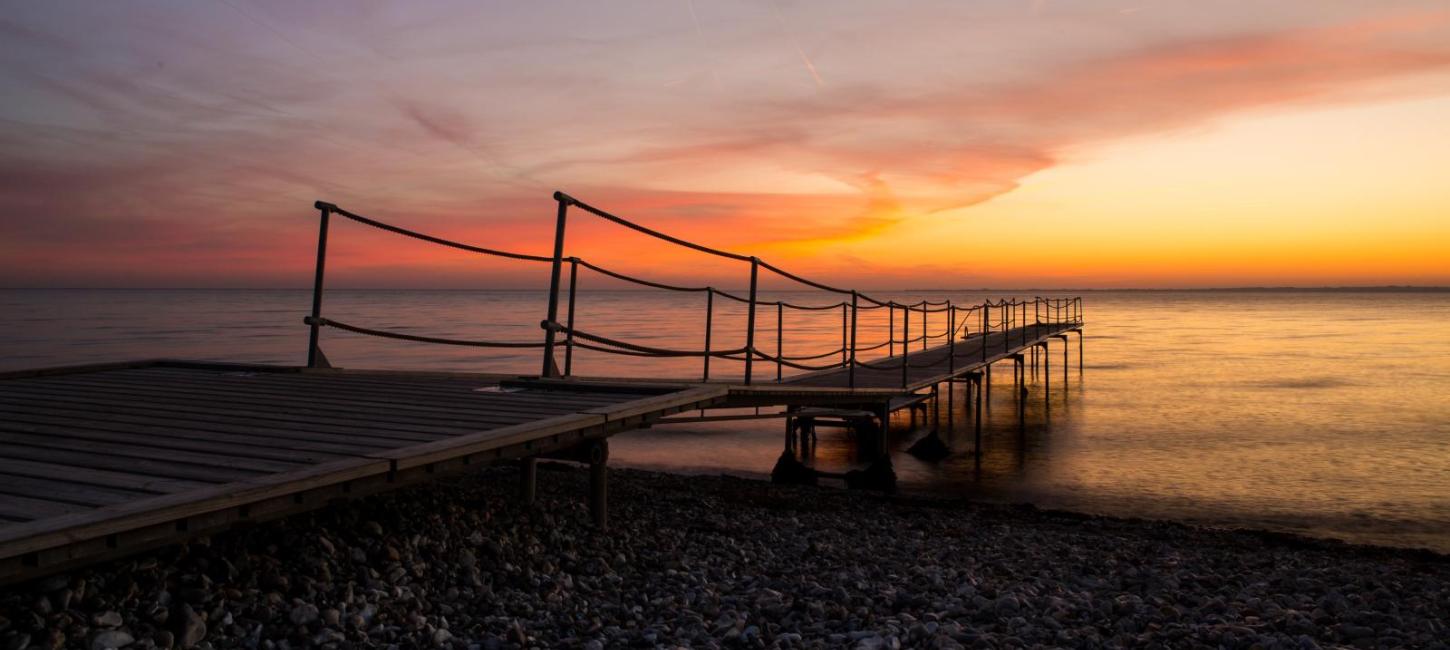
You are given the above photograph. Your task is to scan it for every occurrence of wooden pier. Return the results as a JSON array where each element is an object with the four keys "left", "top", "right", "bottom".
[
  {"left": 0, "top": 360, "right": 722, "bottom": 583},
  {"left": 0, "top": 192, "right": 1084, "bottom": 581}
]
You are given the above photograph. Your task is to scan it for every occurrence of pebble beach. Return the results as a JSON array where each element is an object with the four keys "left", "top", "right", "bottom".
[{"left": 2, "top": 465, "right": 1446, "bottom": 649}]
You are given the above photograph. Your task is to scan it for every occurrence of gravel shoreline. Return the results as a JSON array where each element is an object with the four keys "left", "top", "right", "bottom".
[{"left": 2, "top": 465, "right": 1446, "bottom": 649}]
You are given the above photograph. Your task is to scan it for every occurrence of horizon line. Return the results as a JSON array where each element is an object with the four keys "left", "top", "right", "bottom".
[{"left": 3, "top": 285, "right": 1447, "bottom": 293}]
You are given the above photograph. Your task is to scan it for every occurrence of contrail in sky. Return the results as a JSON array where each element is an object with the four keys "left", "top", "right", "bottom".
[{"left": 769, "top": 0, "right": 824, "bottom": 88}]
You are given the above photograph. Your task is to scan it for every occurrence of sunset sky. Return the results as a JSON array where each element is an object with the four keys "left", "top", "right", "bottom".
[{"left": 2, "top": 1, "right": 1448, "bottom": 289}]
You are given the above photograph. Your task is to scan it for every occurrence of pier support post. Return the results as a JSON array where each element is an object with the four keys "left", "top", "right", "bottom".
[
  {"left": 985, "top": 364, "right": 991, "bottom": 410},
  {"left": 1078, "top": 329, "right": 1084, "bottom": 374},
  {"left": 877, "top": 404, "right": 891, "bottom": 458},
  {"left": 1061, "top": 335, "right": 1068, "bottom": 386},
  {"left": 589, "top": 440, "right": 609, "bottom": 530},
  {"left": 972, "top": 372, "right": 984, "bottom": 466},
  {"left": 519, "top": 457, "right": 537, "bottom": 506},
  {"left": 1042, "top": 343, "right": 1050, "bottom": 407}
]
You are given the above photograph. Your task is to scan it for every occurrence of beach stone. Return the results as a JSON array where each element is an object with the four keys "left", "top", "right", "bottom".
[
  {"left": 288, "top": 603, "right": 318, "bottom": 626},
  {"left": 89, "top": 630, "right": 134, "bottom": 650},
  {"left": 177, "top": 606, "right": 205, "bottom": 648},
  {"left": 93, "top": 611, "right": 123, "bottom": 628}
]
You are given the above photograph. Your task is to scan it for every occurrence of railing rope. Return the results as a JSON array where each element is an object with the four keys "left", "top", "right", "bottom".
[{"left": 306, "top": 195, "right": 1082, "bottom": 383}]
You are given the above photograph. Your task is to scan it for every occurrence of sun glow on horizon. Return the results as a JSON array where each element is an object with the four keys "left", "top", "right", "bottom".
[{"left": 0, "top": 2, "right": 1448, "bottom": 289}]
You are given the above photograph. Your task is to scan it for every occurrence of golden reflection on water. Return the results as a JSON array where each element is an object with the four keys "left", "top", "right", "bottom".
[{"left": 2, "top": 289, "right": 1448, "bottom": 550}]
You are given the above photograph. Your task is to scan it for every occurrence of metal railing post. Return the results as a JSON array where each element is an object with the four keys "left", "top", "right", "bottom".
[
  {"left": 306, "top": 202, "right": 332, "bottom": 368},
  {"left": 563, "top": 257, "right": 578, "bottom": 377},
  {"left": 921, "top": 301, "right": 928, "bottom": 351},
  {"left": 981, "top": 303, "right": 989, "bottom": 363},
  {"left": 541, "top": 193, "right": 571, "bottom": 377},
  {"left": 948, "top": 302, "right": 955, "bottom": 375},
  {"left": 840, "top": 303, "right": 848, "bottom": 367},
  {"left": 776, "top": 301, "right": 784, "bottom": 382},
  {"left": 744, "top": 257, "right": 759, "bottom": 385},
  {"left": 889, "top": 304, "right": 895, "bottom": 357},
  {"left": 901, "top": 302, "right": 910, "bottom": 388},
  {"left": 848, "top": 291, "right": 859, "bottom": 388},
  {"left": 703, "top": 288, "right": 714, "bottom": 381}
]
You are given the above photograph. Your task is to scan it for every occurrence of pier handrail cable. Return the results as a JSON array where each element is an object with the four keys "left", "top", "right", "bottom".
[{"left": 304, "top": 196, "right": 1083, "bottom": 385}]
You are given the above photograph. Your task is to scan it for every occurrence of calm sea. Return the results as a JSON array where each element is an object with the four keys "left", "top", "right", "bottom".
[{"left": 2, "top": 289, "right": 1448, "bottom": 551}]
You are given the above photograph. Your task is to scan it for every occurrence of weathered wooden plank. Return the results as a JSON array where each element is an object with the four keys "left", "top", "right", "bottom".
[
  {"left": 0, "top": 444, "right": 263, "bottom": 483},
  {"left": 0, "top": 458, "right": 209, "bottom": 494},
  {"left": 0, "top": 384, "right": 481, "bottom": 439},
  {"left": 582, "top": 386, "right": 729, "bottom": 422},
  {"left": 0, "top": 431, "right": 306, "bottom": 473},
  {"left": 0, "top": 458, "right": 388, "bottom": 560},
  {"left": 0, "top": 494, "right": 92, "bottom": 522},
  {"left": 34, "top": 373, "right": 622, "bottom": 422},
  {"left": 119, "top": 368, "right": 654, "bottom": 408},
  {"left": 0, "top": 474, "right": 148, "bottom": 507},
  {"left": 0, "top": 392, "right": 455, "bottom": 442},
  {"left": 371, "top": 413, "right": 607, "bottom": 470},
  {"left": 0, "top": 414, "right": 381, "bottom": 458}
]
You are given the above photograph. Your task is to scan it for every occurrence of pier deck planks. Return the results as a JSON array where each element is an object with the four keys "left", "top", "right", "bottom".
[
  {"left": 0, "top": 361, "right": 725, "bottom": 583},
  {"left": 781, "top": 321, "right": 1081, "bottom": 392}
]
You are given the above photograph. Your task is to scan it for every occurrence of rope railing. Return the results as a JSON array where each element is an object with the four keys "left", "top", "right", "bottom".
[
  {"left": 303, "top": 195, "right": 1083, "bottom": 387},
  {"left": 304, "top": 316, "right": 546, "bottom": 348}
]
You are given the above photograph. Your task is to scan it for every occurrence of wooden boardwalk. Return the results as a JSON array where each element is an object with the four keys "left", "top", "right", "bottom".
[
  {"left": 784, "top": 321, "right": 1082, "bottom": 391},
  {"left": 0, "top": 360, "right": 723, "bottom": 583}
]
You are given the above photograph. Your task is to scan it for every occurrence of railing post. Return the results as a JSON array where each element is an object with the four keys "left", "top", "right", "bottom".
[
  {"left": 1003, "top": 301, "right": 1009, "bottom": 353},
  {"left": 840, "top": 303, "right": 848, "bottom": 367},
  {"left": 744, "top": 257, "right": 759, "bottom": 385},
  {"left": 306, "top": 202, "right": 332, "bottom": 368},
  {"left": 541, "top": 193, "right": 571, "bottom": 377},
  {"left": 848, "top": 291, "right": 859, "bottom": 389},
  {"left": 563, "top": 257, "right": 578, "bottom": 377},
  {"left": 1021, "top": 300, "right": 1027, "bottom": 348},
  {"left": 901, "top": 302, "right": 910, "bottom": 388},
  {"left": 921, "top": 301, "right": 928, "bottom": 351},
  {"left": 889, "top": 304, "right": 895, "bottom": 357},
  {"left": 981, "top": 303, "right": 989, "bottom": 363},
  {"left": 703, "top": 288, "right": 714, "bottom": 381},
  {"left": 776, "top": 301, "right": 784, "bottom": 383},
  {"left": 948, "top": 302, "right": 955, "bottom": 375}
]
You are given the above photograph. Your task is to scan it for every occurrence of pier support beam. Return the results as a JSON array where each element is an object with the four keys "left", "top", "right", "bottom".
[{"left": 541, "top": 439, "right": 609, "bottom": 528}]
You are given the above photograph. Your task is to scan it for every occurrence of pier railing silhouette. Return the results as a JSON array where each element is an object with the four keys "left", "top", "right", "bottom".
[{"left": 304, "top": 193, "right": 1083, "bottom": 389}]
